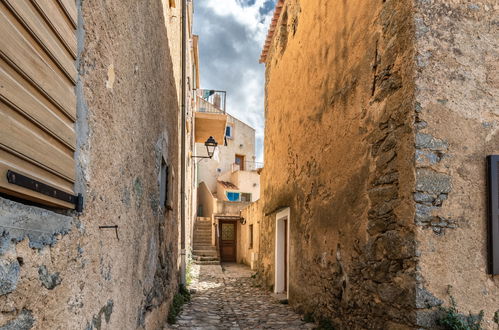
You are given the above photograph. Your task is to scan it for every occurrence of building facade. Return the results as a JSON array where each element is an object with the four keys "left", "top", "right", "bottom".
[
  {"left": 0, "top": 0, "right": 204, "bottom": 328},
  {"left": 252, "top": 0, "right": 499, "bottom": 328},
  {"left": 194, "top": 109, "right": 261, "bottom": 265}
]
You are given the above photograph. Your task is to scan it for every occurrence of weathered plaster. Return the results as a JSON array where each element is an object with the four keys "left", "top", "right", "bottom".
[
  {"left": 414, "top": 0, "right": 499, "bottom": 328},
  {"left": 259, "top": 0, "right": 417, "bottom": 327},
  {"left": 0, "top": 0, "right": 190, "bottom": 328}
]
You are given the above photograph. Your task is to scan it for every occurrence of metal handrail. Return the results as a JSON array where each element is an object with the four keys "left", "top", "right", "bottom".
[
  {"left": 196, "top": 89, "right": 227, "bottom": 113},
  {"left": 196, "top": 96, "right": 225, "bottom": 114}
]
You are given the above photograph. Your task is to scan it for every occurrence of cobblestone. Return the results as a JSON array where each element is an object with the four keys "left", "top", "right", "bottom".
[{"left": 166, "top": 263, "right": 315, "bottom": 329}]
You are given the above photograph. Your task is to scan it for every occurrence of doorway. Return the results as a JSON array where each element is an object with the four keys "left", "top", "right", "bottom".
[
  {"left": 275, "top": 208, "right": 290, "bottom": 296},
  {"left": 219, "top": 220, "right": 237, "bottom": 262},
  {"left": 235, "top": 154, "right": 245, "bottom": 170}
]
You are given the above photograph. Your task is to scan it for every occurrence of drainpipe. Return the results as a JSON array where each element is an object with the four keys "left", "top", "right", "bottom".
[{"left": 180, "top": 0, "right": 187, "bottom": 286}]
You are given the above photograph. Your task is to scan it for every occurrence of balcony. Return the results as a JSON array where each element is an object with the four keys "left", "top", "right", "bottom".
[
  {"left": 194, "top": 89, "right": 228, "bottom": 144},
  {"left": 231, "top": 161, "right": 264, "bottom": 172},
  {"left": 196, "top": 89, "right": 226, "bottom": 114}
]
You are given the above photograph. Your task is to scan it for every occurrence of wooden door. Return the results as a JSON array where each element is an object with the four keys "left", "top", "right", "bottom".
[
  {"left": 219, "top": 221, "right": 237, "bottom": 262},
  {"left": 235, "top": 154, "right": 245, "bottom": 170}
]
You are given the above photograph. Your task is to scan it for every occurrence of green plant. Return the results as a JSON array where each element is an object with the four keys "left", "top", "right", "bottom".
[
  {"left": 167, "top": 284, "right": 191, "bottom": 324},
  {"left": 493, "top": 310, "right": 499, "bottom": 325},
  {"left": 437, "top": 289, "right": 484, "bottom": 330}
]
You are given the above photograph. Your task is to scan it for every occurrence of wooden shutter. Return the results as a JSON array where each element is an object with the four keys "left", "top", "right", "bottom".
[
  {"left": 0, "top": 0, "right": 77, "bottom": 209},
  {"left": 488, "top": 155, "right": 499, "bottom": 274}
]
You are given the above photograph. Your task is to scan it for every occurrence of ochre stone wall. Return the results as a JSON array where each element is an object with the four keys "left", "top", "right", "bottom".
[
  {"left": 0, "top": 1, "right": 187, "bottom": 328},
  {"left": 414, "top": 1, "right": 499, "bottom": 328},
  {"left": 260, "top": 0, "right": 417, "bottom": 328}
]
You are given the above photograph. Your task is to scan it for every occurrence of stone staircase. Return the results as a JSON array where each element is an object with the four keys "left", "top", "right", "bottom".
[{"left": 192, "top": 218, "right": 219, "bottom": 265}]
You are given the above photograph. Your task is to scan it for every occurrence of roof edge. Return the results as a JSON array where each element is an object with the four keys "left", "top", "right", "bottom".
[{"left": 259, "top": 0, "right": 285, "bottom": 64}]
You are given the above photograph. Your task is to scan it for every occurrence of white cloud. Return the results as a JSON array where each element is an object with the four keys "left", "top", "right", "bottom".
[{"left": 194, "top": 0, "right": 275, "bottom": 162}]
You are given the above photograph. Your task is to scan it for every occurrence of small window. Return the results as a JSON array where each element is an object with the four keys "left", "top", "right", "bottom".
[
  {"left": 241, "top": 193, "right": 251, "bottom": 202},
  {"left": 249, "top": 224, "right": 254, "bottom": 249},
  {"left": 225, "top": 125, "right": 233, "bottom": 139},
  {"left": 226, "top": 191, "right": 240, "bottom": 202},
  {"left": 169, "top": 0, "right": 176, "bottom": 8},
  {"left": 160, "top": 157, "right": 172, "bottom": 211}
]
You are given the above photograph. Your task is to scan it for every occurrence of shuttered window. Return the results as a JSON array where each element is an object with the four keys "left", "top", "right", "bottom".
[
  {"left": 0, "top": 0, "right": 78, "bottom": 209},
  {"left": 488, "top": 155, "right": 499, "bottom": 274}
]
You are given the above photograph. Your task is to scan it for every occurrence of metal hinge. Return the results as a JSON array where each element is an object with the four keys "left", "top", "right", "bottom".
[{"left": 7, "top": 170, "right": 84, "bottom": 212}]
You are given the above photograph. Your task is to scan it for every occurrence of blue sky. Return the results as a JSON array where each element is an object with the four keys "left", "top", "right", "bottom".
[{"left": 193, "top": 0, "right": 276, "bottom": 162}]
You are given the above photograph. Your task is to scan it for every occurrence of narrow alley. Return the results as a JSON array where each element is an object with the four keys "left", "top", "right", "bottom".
[
  {"left": 1, "top": 0, "right": 498, "bottom": 329},
  {"left": 167, "top": 264, "right": 314, "bottom": 329}
]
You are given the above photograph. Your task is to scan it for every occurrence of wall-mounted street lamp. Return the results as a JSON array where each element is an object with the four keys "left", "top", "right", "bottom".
[{"left": 192, "top": 136, "right": 218, "bottom": 159}]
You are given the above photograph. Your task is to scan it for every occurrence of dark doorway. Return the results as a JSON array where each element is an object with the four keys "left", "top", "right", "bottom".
[{"left": 219, "top": 221, "right": 237, "bottom": 262}]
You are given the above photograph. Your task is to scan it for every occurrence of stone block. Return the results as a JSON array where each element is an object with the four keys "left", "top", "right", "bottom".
[
  {"left": 415, "top": 133, "right": 448, "bottom": 151},
  {"left": 415, "top": 169, "right": 452, "bottom": 194},
  {"left": 38, "top": 265, "right": 62, "bottom": 290},
  {"left": 0, "top": 309, "right": 34, "bottom": 330},
  {"left": 0, "top": 259, "right": 20, "bottom": 296}
]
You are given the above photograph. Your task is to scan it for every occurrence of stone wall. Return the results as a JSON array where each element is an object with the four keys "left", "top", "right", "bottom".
[
  {"left": 259, "top": 0, "right": 417, "bottom": 328},
  {"left": 414, "top": 0, "right": 499, "bottom": 328},
  {"left": 0, "top": 0, "right": 191, "bottom": 328},
  {"left": 239, "top": 200, "right": 262, "bottom": 269}
]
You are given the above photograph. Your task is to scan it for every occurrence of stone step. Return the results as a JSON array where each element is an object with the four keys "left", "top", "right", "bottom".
[
  {"left": 193, "top": 245, "right": 215, "bottom": 250},
  {"left": 193, "top": 250, "right": 217, "bottom": 257},
  {"left": 194, "top": 239, "right": 212, "bottom": 243},
  {"left": 192, "top": 260, "right": 220, "bottom": 265},
  {"left": 194, "top": 227, "right": 211, "bottom": 231},
  {"left": 193, "top": 234, "right": 212, "bottom": 238},
  {"left": 193, "top": 237, "right": 211, "bottom": 241},
  {"left": 194, "top": 228, "right": 211, "bottom": 233},
  {"left": 194, "top": 230, "right": 211, "bottom": 234},
  {"left": 194, "top": 242, "right": 212, "bottom": 246},
  {"left": 193, "top": 255, "right": 219, "bottom": 262},
  {"left": 195, "top": 221, "right": 211, "bottom": 225}
]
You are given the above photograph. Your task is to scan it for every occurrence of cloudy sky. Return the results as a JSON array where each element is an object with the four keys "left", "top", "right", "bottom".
[{"left": 193, "top": 0, "right": 276, "bottom": 162}]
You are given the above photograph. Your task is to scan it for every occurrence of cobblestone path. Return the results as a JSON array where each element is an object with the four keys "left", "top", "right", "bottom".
[{"left": 166, "top": 263, "right": 315, "bottom": 329}]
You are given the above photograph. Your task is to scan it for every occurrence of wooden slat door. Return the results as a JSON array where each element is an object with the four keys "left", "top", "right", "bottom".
[
  {"left": 0, "top": 0, "right": 77, "bottom": 208},
  {"left": 219, "top": 221, "right": 237, "bottom": 262}
]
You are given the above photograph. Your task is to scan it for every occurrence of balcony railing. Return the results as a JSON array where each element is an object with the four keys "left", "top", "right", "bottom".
[
  {"left": 196, "top": 89, "right": 226, "bottom": 114},
  {"left": 232, "top": 161, "right": 264, "bottom": 172}
]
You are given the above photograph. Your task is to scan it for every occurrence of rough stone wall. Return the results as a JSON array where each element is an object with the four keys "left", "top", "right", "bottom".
[
  {"left": 413, "top": 1, "right": 499, "bottom": 328},
  {"left": 260, "top": 0, "right": 417, "bottom": 328},
  {"left": 0, "top": 0, "right": 188, "bottom": 328}
]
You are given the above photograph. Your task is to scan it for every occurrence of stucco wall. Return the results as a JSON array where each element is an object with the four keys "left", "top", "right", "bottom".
[
  {"left": 197, "top": 181, "right": 215, "bottom": 218},
  {"left": 260, "top": 0, "right": 417, "bottom": 328},
  {"left": 231, "top": 170, "right": 260, "bottom": 201},
  {"left": 196, "top": 114, "right": 256, "bottom": 193},
  {"left": 0, "top": 1, "right": 192, "bottom": 329},
  {"left": 413, "top": 1, "right": 499, "bottom": 328},
  {"left": 239, "top": 200, "right": 262, "bottom": 269}
]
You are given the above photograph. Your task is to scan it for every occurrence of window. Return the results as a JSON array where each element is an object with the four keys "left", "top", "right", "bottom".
[
  {"left": 225, "top": 125, "right": 233, "bottom": 139},
  {"left": 169, "top": 0, "right": 176, "bottom": 8},
  {"left": 0, "top": 1, "right": 79, "bottom": 210},
  {"left": 160, "top": 156, "right": 173, "bottom": 210},
  {"left": 226, "top": 191, "right": 240, "bottom": 202},
  {"left": 249, "top": 224, "right": 254, "bottom": 249},
  {"left": 241, "top": 193, "right": 251, "bottom": 202}
]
